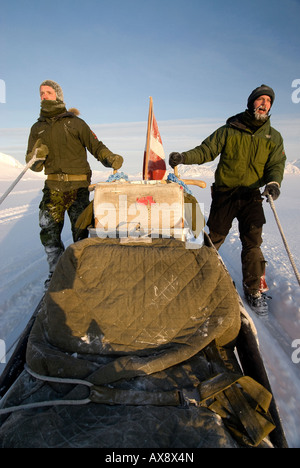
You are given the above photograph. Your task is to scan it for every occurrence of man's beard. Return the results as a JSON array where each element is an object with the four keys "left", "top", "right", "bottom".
[{"left": 254, "top": 106, "right": 269, "bottom": 122}]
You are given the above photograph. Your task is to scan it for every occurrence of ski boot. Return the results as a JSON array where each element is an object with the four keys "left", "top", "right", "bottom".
[{"left": 245, "top": 291, "right": 269, "bottom": 316}]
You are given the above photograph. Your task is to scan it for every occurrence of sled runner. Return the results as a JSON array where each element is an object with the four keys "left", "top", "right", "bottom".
[{"left": 0, "top": 178, "right": 288, "bottom": 448}]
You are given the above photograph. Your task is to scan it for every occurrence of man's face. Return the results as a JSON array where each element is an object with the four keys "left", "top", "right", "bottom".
[
  {"left": 253, "top": 95, "right": 272, "bottom": 115},
  {"left": 40, "top": 85, "right": 56, "bottom": 101}
]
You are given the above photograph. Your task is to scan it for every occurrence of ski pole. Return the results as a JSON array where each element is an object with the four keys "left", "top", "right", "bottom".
[
  {"left": 267, "top": 193, "right": 300, "bottom": 287},
  {"left": 0, "top": 150, "right": 46, "bottom": 206}
]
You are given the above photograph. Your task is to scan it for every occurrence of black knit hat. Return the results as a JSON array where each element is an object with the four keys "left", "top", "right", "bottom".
[{"left": 247, "top": 84, "right": 275, "bottom": 110}]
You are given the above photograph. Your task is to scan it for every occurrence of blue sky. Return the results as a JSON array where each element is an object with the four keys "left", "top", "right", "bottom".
[{"left": 1, "top": 0, "right": 300, "bottom": 173}]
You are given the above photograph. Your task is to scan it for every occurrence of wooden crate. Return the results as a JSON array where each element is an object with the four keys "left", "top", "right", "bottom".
[{"left": 92, "top": 181, "right": 186, "bottom": 239}]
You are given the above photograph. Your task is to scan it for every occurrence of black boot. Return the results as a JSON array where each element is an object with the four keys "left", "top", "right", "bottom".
[{"left": 245, "top": 291, "right": 269, "bottom": 316}]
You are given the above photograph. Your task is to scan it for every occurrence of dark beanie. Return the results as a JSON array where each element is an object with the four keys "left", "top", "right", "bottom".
[{"left": 247, "top": 84, "right": 275, "bottom": 110}]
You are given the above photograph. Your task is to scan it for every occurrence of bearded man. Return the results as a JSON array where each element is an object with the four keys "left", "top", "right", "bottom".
[{"left": 169, "top": 85, "right": 286, "bottom": 315}]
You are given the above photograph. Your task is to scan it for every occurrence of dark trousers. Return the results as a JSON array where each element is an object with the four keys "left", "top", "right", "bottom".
[
  {"left": 207, "top": 186, "right": 266, "bottom": 295},
  {"left": 39, "top": 187, "right": 90, "bottom": 273}
]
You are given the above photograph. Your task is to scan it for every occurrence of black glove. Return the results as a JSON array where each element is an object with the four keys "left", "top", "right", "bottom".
[
  {"left": 262, "top": 182, "right": 280, "bottom": 201},
  {"left": 169, "top": 152, "right": 185, "bottom": 168}
]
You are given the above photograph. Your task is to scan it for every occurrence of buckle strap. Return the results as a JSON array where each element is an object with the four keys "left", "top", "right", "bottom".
[
  {"left": 90, "top": 386, "right": 188, "bottom": 407},
  {"left": 47, "top": 173, "right": 88, "bottom": 182}
]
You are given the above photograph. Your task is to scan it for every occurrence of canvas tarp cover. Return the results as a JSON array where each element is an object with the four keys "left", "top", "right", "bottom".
[
  {"left": 0, "top": 237, "right": 244, "bottom": 448},
  {"left": 27, "top": 237, "right": 241, "bottom": 378}
]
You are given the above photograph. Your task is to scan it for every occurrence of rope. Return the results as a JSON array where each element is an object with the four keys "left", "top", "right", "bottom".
[
  {"left": 267, "top": 194, "right": 300, "bottom": 287},
  {"left": 0, "top": 365, "right": 93, "bottom": 416},
  {"left": 0, "top": 397, "right": 91, "bottom": 416},
  {"left": 106, "top": 172, "right": 129, "bottom": 182},
  {"left": 24, "top": 365, "right": 93, "bottom": 387},
  {"left": 167, "top": 173, "right": 192, "bottom": 195}
]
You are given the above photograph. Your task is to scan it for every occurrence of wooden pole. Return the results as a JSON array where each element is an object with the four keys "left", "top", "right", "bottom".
[
  {"left": 180, "top": 178, "right": 206, "bottom": 189},
  {"left": 174, "top": 165, "right": 206, "bottom": 189},
  {"left": 143, "top": 96, "right": 153, "bottom": 180}
]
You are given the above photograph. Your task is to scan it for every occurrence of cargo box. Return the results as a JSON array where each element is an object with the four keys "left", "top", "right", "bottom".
[{"left": 89, "top": 180, "right": 204, "bottom": 242}]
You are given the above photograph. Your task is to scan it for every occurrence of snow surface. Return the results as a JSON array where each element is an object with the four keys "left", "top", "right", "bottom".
[{"left": 0, "top": 153, "right": 300, "bottom": 447}]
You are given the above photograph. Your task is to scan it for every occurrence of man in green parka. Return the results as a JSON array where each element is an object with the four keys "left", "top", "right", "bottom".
[
  {"left": 169, "top": 84, "right": 286, "bottom": 315},
  {"left": 26, "top": 80, "right": 124, "bottom": 286}
]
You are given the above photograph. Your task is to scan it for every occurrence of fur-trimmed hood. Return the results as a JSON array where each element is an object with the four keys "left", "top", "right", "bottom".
[{"left": 68, "top": 107, "right": 80, "bottom": 116}]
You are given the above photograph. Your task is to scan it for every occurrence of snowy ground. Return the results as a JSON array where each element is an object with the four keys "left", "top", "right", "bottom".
[{"left": 0, "top": 153, "right": 300, "bottom": 447}]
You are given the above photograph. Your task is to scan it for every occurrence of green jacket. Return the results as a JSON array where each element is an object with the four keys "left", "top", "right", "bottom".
[
  {"left": 183, "top": 112, "right": 286, "bottom": 189},
  {"left": 26, "top": 105, "right": 116, "bottom": 190}
]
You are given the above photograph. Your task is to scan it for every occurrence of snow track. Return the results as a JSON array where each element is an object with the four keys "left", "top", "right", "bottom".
[{"left": 0, "top": 203, "right": 39, "bottom": 224}]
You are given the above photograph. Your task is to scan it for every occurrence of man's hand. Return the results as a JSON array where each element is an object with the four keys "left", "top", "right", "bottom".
[
  {"left": 169, "top": 152, "right": 185, "bottom": 168},
  {"left": 262, "top": 182, "right": 280, "bottom": 201},
  {"left": 109, "top": 154, "right": 123, "bottom": 170},
  {"left": 32, "top": 138, "right": 49, "bottom": 160},
  {"left": 25, "top": 138, "right": 48, "bottom": 171}
]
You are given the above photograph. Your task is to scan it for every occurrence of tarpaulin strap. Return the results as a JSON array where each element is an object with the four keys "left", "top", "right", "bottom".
[
  {"left": 90, "top": 386, "right": 183, "bottom": 407},
  {"left": 0, "top": 366, "right": 186, "bottom": 414},
  {"left": 199, "top": 373, "right": 275, "bottom": 447}
]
